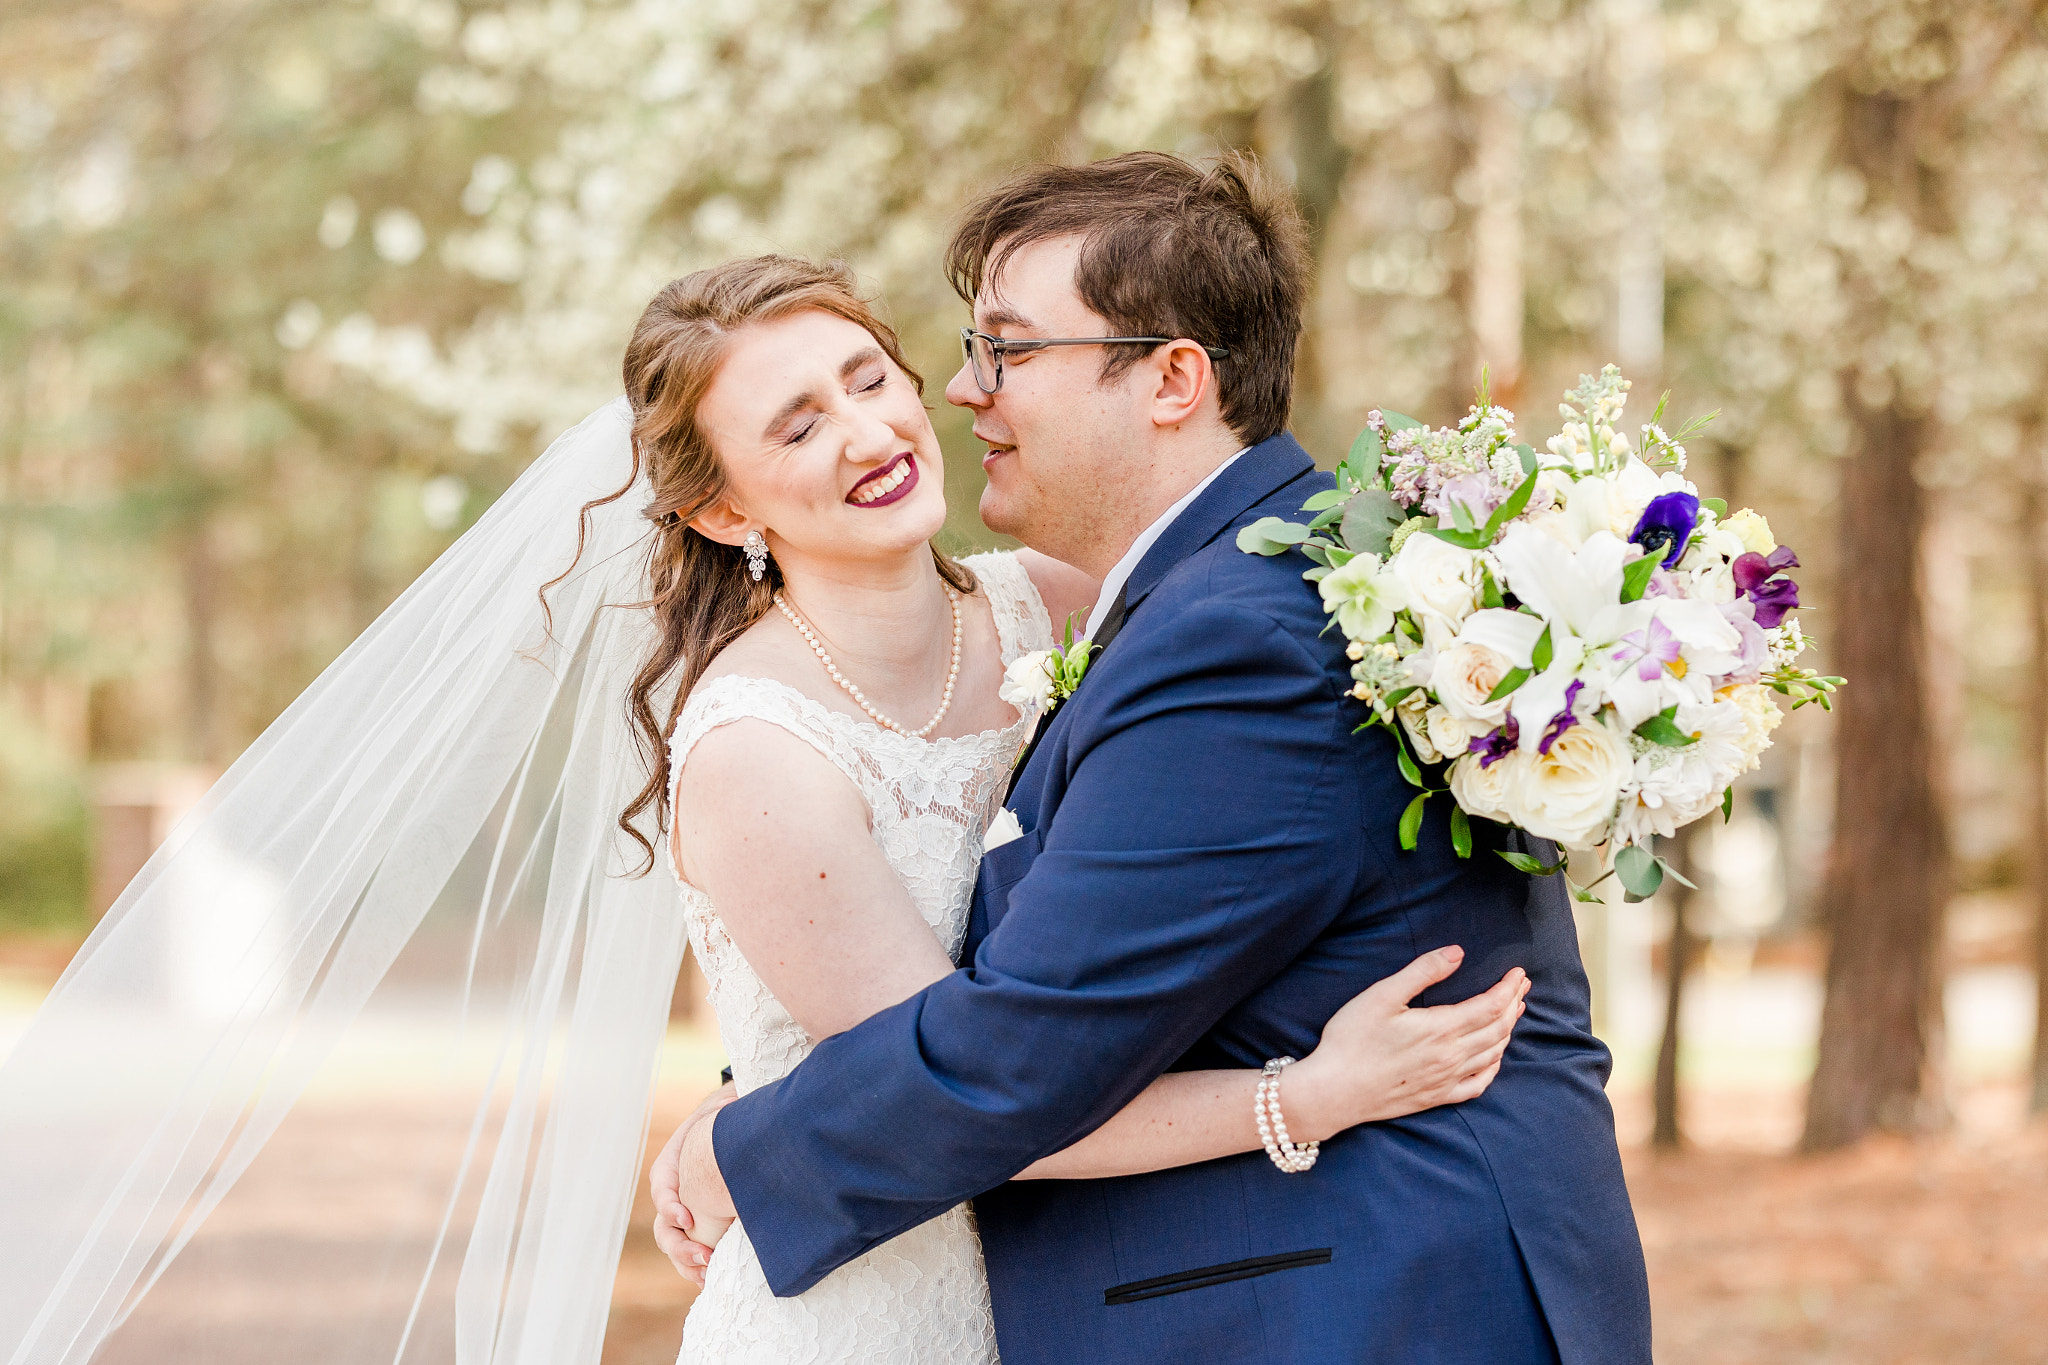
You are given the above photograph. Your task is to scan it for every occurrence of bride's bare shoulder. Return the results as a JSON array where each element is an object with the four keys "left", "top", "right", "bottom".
[
  {"left": 1013, "top": 549, "right": 1100, "bottom": 638},
  {"left": 692, "top": 610, "right": 815, "bottom": 693}
]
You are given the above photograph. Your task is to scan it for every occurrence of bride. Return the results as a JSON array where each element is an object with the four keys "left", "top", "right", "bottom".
[
  {"left": 619, "top": 255, "right": 1525, "bottom": 1361},
  {"left": 0, "top": 254, "right": 1522, "bottom": 1365}
]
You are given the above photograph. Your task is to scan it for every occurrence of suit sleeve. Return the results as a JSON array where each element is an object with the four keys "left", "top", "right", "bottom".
[{"left": 713, "top": 598, "right": 1368, "bottom": 1297}]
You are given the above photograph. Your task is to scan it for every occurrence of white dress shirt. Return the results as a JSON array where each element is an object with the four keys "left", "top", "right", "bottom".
[{"left": 1082, "top": 448, "right": 1249, "bottom": 639}]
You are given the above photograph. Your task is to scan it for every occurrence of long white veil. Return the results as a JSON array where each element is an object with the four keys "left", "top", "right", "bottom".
[{"left": 0, "top": 398, "right": 690, "bottom": 1365}]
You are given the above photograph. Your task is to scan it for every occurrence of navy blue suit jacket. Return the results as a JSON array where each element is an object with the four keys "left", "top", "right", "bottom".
[{"left": 714, "top": 433, "right": 1652, "bottom": 1363}]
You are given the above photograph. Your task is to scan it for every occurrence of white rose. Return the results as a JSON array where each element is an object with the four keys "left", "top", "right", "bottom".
[
  {"left": 1722, "top": 682, "right": 1784, "bottom": 773},
  {"left": 1449, "top": 750, "right": 1524, "bottom": 823},
  {"left": 999, "top": 651, "right": 1057, "bottom": 711},
  {"left": 1431, "top": 642, "right": 1515, "bottom": 725},
  {"left": 1389, "top": 531, "right": 1482, "bottom": 633},
  {"left": 1425, "top": 704, "right": 1493, "bottom": 762},
  {"left": 1503, "top": 719, "right": 1632, "bottom": 849}
]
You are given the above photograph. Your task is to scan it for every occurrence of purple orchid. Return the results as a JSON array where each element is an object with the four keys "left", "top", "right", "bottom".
[
  {"left": 1614, "top": 615, "right": 1683, "bottom": 682},
  {"left": 1468, "top": 715, "right": 1521, "bottom": 768},
  {"left": 1630, "top": 491, "right": 1700, "bottom": 568},
  {"left": 1732, "top": 546, "right": 1801, "bottom": 628},
  {"left": 1538, "top": 679, "right": 1585, "bottom": 756}
]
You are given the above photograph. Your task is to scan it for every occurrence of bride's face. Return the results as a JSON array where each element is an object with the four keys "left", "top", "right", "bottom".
[{"left": 695, "top": 309, "right": 947, "bottom": 570}]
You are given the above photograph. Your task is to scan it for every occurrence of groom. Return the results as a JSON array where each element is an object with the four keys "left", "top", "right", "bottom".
[{"left": 667, "top": 152, "right": 1651, "bottom": 1362}]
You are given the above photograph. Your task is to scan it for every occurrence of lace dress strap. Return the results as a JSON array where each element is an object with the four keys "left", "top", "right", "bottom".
[
  {"left": 961, "top": 550, "right": 1055, "bottom": 662},
  {"left": 664, "top": 677, "right": 884, "bottom": 878}
]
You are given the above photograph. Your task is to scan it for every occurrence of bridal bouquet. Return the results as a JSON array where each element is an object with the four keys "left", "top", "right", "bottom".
[{"left": 1240, "top": 366, "right": 1841, "bottom": 901}]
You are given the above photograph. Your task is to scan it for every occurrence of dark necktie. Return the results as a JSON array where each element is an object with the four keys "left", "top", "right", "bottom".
[{"left": 1004, "top": 580, "right": 1128, "bottom": 803}]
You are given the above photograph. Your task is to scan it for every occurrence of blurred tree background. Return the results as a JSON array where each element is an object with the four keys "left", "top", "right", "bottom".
[{"left": 5, "top": 0, "right": 2048, "bottom": 1151}]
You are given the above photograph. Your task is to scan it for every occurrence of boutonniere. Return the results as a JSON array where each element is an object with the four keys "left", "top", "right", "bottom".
[{"left": 1000, "top": 626, "right": 1096, "bottom": 720}]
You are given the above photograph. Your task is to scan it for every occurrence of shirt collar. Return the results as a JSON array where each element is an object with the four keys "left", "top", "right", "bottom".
[{"left": 1082, "top": 448, "right": 1248, "bottom": 639}]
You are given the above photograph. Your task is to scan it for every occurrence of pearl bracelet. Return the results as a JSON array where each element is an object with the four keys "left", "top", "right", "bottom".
[{"left": 1254, "top": 1056, "right": 1319, "bottom": 1174}]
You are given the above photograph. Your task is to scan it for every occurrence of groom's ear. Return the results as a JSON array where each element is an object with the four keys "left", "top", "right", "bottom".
[
  {"left": 1145, "top": 339, "right": 1217, "bottom": 429},
  {"left": 689, "top": 497, "right": 755, "bottom": 546}
]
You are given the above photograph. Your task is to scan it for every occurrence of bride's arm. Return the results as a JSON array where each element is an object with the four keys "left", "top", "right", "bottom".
[
  {"left": 665, "top": 728, "right": 1526, "bottom": 1246},
  {"left": 1013, "top": 946, "right": 1525, "bottom": 1180}
]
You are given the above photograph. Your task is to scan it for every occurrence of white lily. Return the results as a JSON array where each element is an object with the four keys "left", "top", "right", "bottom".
[{"left": 1491, "top": 524, "right": 1650, "bottom": 648}]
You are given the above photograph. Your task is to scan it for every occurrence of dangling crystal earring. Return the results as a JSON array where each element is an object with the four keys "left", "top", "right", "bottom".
[{"left": 743, "top": 529, "right": 769, "bottom": 582}]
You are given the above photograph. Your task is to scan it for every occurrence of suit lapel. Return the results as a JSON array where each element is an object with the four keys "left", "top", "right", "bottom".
[
  {"left": 1118, "top": 431, "right": 1317, "bottom": 619},
  {"left": 1000, "top": 431, "right": 1318, "bottom": 811}
]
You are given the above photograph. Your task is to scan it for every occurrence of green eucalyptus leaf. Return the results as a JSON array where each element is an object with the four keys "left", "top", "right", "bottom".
[
  {"left": 1302, "top": 565, "right": 1334, "bottom": 582},
  {"left": 1701, "top": 497, "right": 1728, "bottom": 519},
  {"left": 1340, "top": 489, "right": 1407, "bottom": 558},
  {"left": 1620, "top": 552, "right": 1661, "bottom": 603},
  {"left": 1615, "top": 844, "right": 1664, "bottom": 901},
  {"left": 1342, "top": 426, "right": 1385, "bottom": 489},
  {"left": 1660, "top": 856, "right": 1699, "bottom": 891},
  {"left": 1450, "top": 499, "right": 1477, "bottom": 534},
  {"left": 1450, "top": 805, "right": 1472, "bottom": 859},
  {"left": 1299, "top": 541, "right": 1333, "bottom": 567},
  {"left": 1399, "top": 792, "right": 1429, "bottom": 850},
  {"left": 1382, "top": 411, "right": 1424, "bottom": 432},
  {"left": 1514, "top": 443, "right": 1539, "bottom": 477},
  {"left": 1302, "top": 489, "right": 1348, "bottom": 512},
  {"left": 1235, "top": 517, "right": 1311, "bottom": 555}
]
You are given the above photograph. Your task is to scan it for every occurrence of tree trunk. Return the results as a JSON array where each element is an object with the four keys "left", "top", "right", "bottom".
[
  {"left": 2023, "top": 456, "right": 2048, "bottom": 1114},
  {"left": 1652, "top": 823, "right": 1698, "bottom": 1150},
  {"left": 184, "top": 521, "right": 220, "bottom": 766},
  {"left": 1280, "top": 4, "right": 1353, "bottom": 457},
  {"left": 1801, "top": 376, "right": 1950, "bottom": 1149}
]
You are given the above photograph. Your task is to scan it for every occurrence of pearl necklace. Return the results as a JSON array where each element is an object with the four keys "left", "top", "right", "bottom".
[{"left": 773, "top": 586, "right": 963, "bottom": 739}]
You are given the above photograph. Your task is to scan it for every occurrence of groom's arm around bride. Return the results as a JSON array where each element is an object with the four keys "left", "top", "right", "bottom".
[{"left": 684, "top": 153, "right": 1652, "bottom": 1365}]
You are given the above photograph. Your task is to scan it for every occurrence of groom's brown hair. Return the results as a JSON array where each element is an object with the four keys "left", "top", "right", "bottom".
[{"left": 945, "top": 151, "right": 1309, "bottom": 446}]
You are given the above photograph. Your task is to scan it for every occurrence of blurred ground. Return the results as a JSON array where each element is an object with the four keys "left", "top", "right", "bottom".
[{"left": 6, "top": 931, "right": 2045, "bottom": 1365}]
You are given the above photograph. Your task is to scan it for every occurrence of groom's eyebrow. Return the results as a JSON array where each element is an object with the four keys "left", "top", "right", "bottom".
[{"left": 978, "top": 305, "right": 1031, "bottom": 331}]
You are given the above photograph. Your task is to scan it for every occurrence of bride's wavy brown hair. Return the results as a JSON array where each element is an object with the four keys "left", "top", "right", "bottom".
[{"left": 565, "top": 255, "right": 976, "bottom": 873}]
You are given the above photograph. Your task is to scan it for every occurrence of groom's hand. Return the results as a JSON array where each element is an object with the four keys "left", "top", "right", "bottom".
[
  {"left": 1288, "top": 946, "right": 1529, "bottom": 1139},
  {"left": 651, "top": 1081, "right": 736, "bottom": 1287}
]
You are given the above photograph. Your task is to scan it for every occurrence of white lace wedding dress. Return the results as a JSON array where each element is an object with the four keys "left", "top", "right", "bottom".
[{"left": 667, "top": 551, "right": 1051, "bottom": 1365}]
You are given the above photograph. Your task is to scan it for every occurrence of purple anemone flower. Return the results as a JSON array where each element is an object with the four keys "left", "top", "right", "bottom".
[
  {"left": 1631, "top": 491, "right": 1700, "bottom": 568},
  {"left": 1538, "top": 679, "right": 1585, "bottom": 756},
  {"left": 1732, "top": 545, "right": 1800, "bottom": 628},
  {"left": 1468, "top": 715, "right": 1521, "bottom": 768}
]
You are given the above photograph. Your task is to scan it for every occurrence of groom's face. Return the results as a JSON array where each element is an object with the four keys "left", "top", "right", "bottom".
[{"left": 945, "top": 234, "right": 1152, "bottom": 570}]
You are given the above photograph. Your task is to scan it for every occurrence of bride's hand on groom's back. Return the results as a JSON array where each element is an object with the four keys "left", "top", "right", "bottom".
[
  {"left": 651, "top": 1081, "right": 738, "bottom": 1288},
  {"left": 1286, "top": 947, "right": 1529, "bottom": 1140}
]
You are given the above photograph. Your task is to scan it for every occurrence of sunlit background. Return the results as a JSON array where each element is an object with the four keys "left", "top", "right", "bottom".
[{"left": 3, "top": 0, "right": 2047, "bottom": 1359}]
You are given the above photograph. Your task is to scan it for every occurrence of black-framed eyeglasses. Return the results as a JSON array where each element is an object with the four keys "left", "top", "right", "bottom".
[{"left": 959, "top": 328, "right": 1230, "bottom": 394}]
